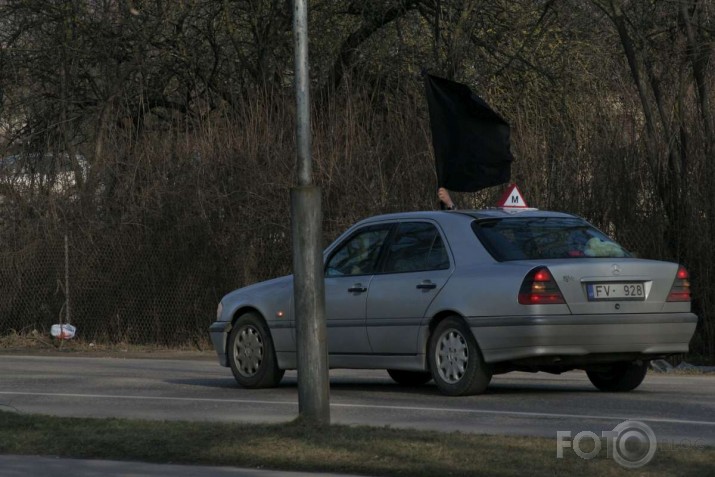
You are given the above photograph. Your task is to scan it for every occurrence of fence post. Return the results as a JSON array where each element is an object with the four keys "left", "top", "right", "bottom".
[{"left": 65, "top": 233, "right": 70, "bottom": 325}]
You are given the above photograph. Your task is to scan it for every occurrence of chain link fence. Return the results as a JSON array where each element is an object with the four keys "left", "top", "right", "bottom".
[{"left": 0, "top": 223, "right": 295, "bottom": 347}]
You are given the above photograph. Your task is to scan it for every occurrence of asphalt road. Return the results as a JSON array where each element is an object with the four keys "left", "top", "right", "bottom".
[{"left": 0, "top": 354, "right": 713, "bottom": 447}]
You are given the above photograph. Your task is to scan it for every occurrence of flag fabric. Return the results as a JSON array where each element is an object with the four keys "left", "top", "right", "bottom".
[{"left": 425, "top": 74, "right": 513, "bottom": 192}]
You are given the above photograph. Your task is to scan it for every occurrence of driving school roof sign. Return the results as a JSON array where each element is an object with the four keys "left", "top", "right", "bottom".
[{"left": 497, "top": 184, "right": 528, "bottom": 208}]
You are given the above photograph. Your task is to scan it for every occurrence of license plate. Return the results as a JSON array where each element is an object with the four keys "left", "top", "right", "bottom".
[{"left": 587, "top": 283, "right": 645, "bottom": 301}]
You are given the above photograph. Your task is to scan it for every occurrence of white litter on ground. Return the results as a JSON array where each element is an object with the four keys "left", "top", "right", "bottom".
[{"left": 50, "top": 324, "right": 76, "bottom": 340}]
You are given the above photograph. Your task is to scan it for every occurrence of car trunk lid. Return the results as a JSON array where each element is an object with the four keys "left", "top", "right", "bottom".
[{"left": 521, "top": 259, "right": 680, "bottom": 314}]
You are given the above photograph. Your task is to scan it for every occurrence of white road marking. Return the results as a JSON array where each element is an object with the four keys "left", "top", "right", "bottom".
[
  {"left": 332, "top": 402, "right": 715, "bottom": 427},
  {"left": 0, "top": 391, "right": 296, "bottom": 407},
  {"left": 0, "top": 391, "right": 713, "bottom": 427}
]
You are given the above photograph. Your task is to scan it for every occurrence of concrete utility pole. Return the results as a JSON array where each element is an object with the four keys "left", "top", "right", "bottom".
[{"left": 291, "top": 0, "right": 330, "bottom": 425}]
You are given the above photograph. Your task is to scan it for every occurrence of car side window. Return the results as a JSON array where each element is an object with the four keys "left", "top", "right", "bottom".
[
  {"left": 325, "top": 226, "right": 391, "bottom": 277},
  {"left": 382, "top": 222, "right": 449, "bottom": 273}
]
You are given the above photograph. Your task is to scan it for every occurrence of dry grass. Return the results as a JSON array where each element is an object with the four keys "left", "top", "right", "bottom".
[
  {"left": 0, "top": 410, "right": 712, "bottom": 477},
  {"left": 0, "top": 329, "right": 212, "bottom": 359}
]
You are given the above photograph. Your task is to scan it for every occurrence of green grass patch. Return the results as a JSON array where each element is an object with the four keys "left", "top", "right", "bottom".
[{"left": 0, "top": 410, "right": 712, "bottom": 476}]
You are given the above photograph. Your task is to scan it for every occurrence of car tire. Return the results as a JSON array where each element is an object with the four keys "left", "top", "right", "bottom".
[
  {"left": 228, "top": 312, "right": 285, "bottom": 388},
  {"left": 387, "top": 369, "right": 432, "bottom": 386},
  {"left": 428, "top": 317, "right": 491, "bottom": 396},
  {"left": 586, "top": 360, "right": 649, "bottom": 392}
]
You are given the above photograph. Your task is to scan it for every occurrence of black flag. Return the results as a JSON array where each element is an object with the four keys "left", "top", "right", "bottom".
[{"left": 425, "top": 74, "right": 513, "bottom": 192}]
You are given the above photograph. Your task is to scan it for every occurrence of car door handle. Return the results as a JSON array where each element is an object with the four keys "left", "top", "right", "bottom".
[
  {"left": 416, "top": 281, "right": 437, "bottom": 290},
  {"left": 348, "top": 284, "right": 368, "bottom": 293}
]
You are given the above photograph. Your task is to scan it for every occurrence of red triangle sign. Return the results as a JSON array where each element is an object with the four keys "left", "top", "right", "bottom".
[{"left": 497, "top": 184, "right": 528, "bottom": 208}]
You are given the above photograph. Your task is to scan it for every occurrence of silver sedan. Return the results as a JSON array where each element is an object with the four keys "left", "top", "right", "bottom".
[{"left": 209, "top": 209, "right": 698, "bottom": 396}]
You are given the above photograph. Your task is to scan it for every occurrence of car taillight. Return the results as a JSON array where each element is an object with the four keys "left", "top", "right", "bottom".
[
  {"left": 667, "top": 265, "right": 691, "bottom": 302},
  {"left": 518, "top": 267, "right": 565, "bottom": 305}
]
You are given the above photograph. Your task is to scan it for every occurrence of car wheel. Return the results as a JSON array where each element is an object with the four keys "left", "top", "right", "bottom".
[
  {"left": 586, "top": 360, "right": 649, "bottom": 392},
  {"left": 428, "top": 317, "right": 491, "bottom": 396},
  {"left": 387, "top": 369, "right": 432, "bottom": 386},
  {"left": 228, "top": 312, "right": 285, "bottom": 388}
]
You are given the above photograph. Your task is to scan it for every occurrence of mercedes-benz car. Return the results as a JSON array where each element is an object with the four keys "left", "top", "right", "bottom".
[{"left": 209, "top": 209, "right": 697, "bottom": 396}]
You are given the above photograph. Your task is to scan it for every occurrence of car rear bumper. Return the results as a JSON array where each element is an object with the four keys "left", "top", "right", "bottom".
[
  {"left": 209, "top": 321, "right": 232, "bottom": 367},
  {"left": 466, "top": 312, "right": 698, "bottom": 364}
]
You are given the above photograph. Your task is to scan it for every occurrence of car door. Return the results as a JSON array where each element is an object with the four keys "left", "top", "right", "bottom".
[
  {"left": 324, "top": 224, "right": 393, "bottom": 354},
  {"left": 366, "top": 221, "right": 452, "bottom": 354}
]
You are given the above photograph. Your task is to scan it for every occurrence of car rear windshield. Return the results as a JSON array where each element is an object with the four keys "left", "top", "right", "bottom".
[{"left": 472, "top": 217, "right": 631, "bottom": 261}]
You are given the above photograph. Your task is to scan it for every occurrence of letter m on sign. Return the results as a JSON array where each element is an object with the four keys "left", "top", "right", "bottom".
[{"left": 497, "top": 184, "right": 529, "bottom": 208}]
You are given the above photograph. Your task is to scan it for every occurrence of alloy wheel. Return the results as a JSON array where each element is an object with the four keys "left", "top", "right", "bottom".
[
  {"left": 435, "top": 329, "right": 469, "bottom": 384},
  {"left": 233, "top": 325, "right": 264, "bottom": 377}
]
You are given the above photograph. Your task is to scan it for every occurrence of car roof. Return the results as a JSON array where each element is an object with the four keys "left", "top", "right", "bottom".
[
  {"left": 355, "top": 208, "right": 579, "bottom": 225},
  {"left": 456, "top": 209, "right": 579, "bottom": 219}
]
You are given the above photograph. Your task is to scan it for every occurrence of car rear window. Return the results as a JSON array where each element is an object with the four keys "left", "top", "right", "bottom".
[{"left": 472, "top": 217, "right": 631, "bottom": 261}]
